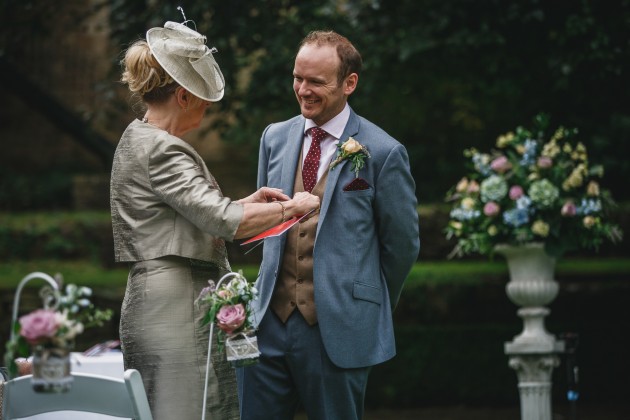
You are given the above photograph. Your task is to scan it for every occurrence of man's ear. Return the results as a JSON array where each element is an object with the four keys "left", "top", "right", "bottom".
[{"left": 344, "top": 73, "right": 358, "bottom": 96}]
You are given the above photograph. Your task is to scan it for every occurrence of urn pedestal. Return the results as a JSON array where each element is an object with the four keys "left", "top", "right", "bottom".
[{"left": 496, "top": 243, "right": 564, "bottom": 420}]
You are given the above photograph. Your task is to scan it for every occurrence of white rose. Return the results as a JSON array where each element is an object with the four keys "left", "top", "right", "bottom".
[{"left": 342, "top": 137, "right": 362, "bottom": 154}]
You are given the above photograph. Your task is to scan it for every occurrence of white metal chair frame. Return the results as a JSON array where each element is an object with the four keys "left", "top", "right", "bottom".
[{"left": 1, "top": 369, "right": 153, "bottom": 420}]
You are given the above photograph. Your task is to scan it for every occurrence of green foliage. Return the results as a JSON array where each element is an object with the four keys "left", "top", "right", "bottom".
[
  {"left": 0, "top": 212, "right": 112, "bottom": 262},
  {"left": 0, "top": 169, "right": 73, "bottom": 211},
  {"left": 104, "top": 0, "right": 630, "bottom": 204}
]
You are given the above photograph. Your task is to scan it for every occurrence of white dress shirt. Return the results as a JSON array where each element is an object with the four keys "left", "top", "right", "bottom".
[{"left": 302, "top": 103, "right": 351, "bottom": 182}]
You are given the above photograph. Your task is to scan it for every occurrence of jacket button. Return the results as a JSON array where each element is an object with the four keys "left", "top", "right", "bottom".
[
  {"left": 298, "top": 255, "right": 304, "bottom": 261},
  {"left": 290, "top": 301, "right": 296, "bottom": 307},
  {"left": 297, "top": 278, "right": 304, "bottom": 284},
  {"left": 299, "top": 232, "right": 306, "bottom": 237}
]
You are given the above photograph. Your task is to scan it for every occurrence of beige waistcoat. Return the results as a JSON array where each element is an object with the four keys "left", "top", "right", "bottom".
[{"left": 270, "top": 155, "right": 329, "bottom": 325}]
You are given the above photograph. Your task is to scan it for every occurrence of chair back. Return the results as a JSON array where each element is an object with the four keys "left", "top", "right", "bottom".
[{"left": 1, "top": 369, "right": 152, "bottom": 420}]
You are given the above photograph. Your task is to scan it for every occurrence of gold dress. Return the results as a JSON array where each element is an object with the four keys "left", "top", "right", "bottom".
[{"left": 111, "top": 119, "right": 243, "bottom": 419}]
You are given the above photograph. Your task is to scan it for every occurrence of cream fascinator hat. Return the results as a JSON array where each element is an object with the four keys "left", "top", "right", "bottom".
[{"left": 146, "top": 21, "right": 225, "bottom": 102}]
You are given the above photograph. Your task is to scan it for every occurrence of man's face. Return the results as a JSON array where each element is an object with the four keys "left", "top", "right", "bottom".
[{"left": 292, "top": 44, "right": 357, "bottom": 126}]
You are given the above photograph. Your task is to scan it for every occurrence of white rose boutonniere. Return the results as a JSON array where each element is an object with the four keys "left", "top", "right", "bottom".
[{"left": 329, "top": 136, "right": 371, "bottom": 177}]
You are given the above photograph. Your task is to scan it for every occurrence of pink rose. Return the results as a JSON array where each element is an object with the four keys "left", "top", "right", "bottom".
[
  {"left": 561, "top": 201, "right": 577, "bottom": 217},
  {"left": 466, "top": 180, "right": 480, "bottom": 193},
  {"left": 490, "top": 156, "right": 512, "bottom": 173},
  {"left": 216, "top": 304, "right": 246, "bottom": 334},
  {"left": 537, "top": 156, "right": 553, "bottom": 169},
  {"left": 483, "top": 201, "right": 500, "bottom": 217},
  {"left": 19, "top": 309, "right": 59, "bottom": 345},
  {"left": 509, "top": 185, "right": 524, "bottom": 200}
]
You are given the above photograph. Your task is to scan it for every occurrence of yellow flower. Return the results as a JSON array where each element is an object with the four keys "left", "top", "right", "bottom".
[
  {"left": 562, "top": 168, "right": 584, "bottom": 190},
  {"left": 550, "top": 127, "right": 565, "bottom": 142},
  {"left": 532, "top": 220, "right": 550, "bottom": 237},
  {"left": 461, "top": 197, "right": 476, "bottom": 210},
  {"left": 587, "top": 181, "right": 600, "bottom": 196},
  {"left": 450, "top": 221, "right": 463, "bottom": 231},
  {"left": 342, "top": 137, "right": 362, "bottom": 154},
  {"left": 487, "top": 225, "right": 498, "bottom": 236},
  {"left": 563, "top": 143, "right": 573, "bottom": 154},
  {"left": 583, "top": 216, "right": 597, "bottom": 229},
  {"left": 496, "top": 132, "right": 515, "bottom": 148},
  {"left": 455, "top": 177, "right": 469, "bottom": 193},
  {"left": 542, "top": 141, "right": 560, "bottom": 158},
  {"left": 528, "top": 172, "right": 539, "bottom": 181}
]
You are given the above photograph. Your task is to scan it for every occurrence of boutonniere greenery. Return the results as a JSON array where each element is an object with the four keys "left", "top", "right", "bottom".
[{"left": 329, "top": 136, "right": 371, "bottom": 177}]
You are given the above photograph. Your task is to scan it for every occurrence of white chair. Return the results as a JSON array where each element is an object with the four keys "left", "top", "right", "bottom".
[{"left": 1, "top": 369, "right": 153, "bottom": 420}]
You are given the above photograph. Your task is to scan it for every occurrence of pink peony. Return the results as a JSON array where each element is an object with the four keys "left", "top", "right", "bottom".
[
  {"left": 561, "top": 201, "right": 577, "bottom": 217},
  {"left": 537, "top": 156, "right": 553, "bottom": 169},
  {"left": 509, "top": 185, "right": 524, "bottom": 200},
  {"left": 483, "top": 201, "right": 500, "bottom": 217},
  {"left": 216, "top": 304, "right": 246, "bottom": 334},
  {"left": 19, "top": 309, "right": 59, "bottom": 345},
  {"left": 490, "top": 156, "right": 512, "bottom": 173}
]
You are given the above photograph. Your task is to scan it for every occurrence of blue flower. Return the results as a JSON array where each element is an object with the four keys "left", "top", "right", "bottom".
[
  {"left": 576, "top": 198, "right": 602, "bottom": 215},
  {"left": 516, "top": 195, "right": 533, "bottom": 211},
  {"left": 472, "top": 153, "right": 492, "bottom": 176},
  {"left": 520, "top": 139, "right": 537, "bottom": 166},
  {"left": 503, "top": 208, "right": 530, "bottom": 227},
  {"left": 450, "top": 208, "right": 481, "bottom": 221}
]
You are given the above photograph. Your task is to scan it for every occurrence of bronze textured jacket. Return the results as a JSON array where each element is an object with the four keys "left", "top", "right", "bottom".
[{"left": 110, "top": 119, "right": 243, "bottom": 270}]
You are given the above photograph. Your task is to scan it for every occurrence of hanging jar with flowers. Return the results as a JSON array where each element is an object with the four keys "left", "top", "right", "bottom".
[
  {"left": 196, "top": 271, "right": 260, "bottom": 368},
  {"left": 4, "top": 276, "right": 113, "bottom": 393}
]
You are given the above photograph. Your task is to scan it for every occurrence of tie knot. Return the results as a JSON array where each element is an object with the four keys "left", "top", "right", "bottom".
[{"left": 310, "top": 127, "right": 327, "bottom": 143}]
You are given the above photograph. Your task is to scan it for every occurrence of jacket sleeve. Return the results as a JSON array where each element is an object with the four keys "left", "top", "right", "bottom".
[
  {"left": 148, "top": 138, "right": 243, "bottom": 240},
  {"left": 374, "top": 143, "right": 420, "bottom": 308}
]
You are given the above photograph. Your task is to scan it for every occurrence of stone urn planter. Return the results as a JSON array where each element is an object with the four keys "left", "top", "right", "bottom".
[{"left": 496, "top": 242, "right": 565, "bottom": 420}]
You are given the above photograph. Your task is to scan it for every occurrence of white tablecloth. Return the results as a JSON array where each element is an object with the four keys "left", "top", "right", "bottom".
[{"left": 22, "top": 351, "right": 127, "bottom": 420}]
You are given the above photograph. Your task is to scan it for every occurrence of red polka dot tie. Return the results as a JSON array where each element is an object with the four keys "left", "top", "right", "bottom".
[{"left": 303, "top": 127, "right": 326, "bottom": 193}]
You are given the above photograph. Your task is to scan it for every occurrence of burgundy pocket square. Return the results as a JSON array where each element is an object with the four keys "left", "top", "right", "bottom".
[{"left": 343, "top": 177, "right": 371, "bottom": 191}]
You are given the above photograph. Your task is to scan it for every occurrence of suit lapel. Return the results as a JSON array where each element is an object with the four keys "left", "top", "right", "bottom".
[
  {"left": 316, "top": 109, "right": 360, "bottom": 237},
  {"left": 281, "top": 119, "right": 305, "bottom": 195}
]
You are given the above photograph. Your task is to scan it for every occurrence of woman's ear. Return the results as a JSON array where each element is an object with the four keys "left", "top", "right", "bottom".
[{"left": 175, "top": 87, "right": 188, "bottom": 110}]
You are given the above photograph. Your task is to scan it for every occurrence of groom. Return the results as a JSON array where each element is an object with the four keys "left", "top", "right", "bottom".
[{"left": 236, "top": 30, "right": 420, "bottom": 419}]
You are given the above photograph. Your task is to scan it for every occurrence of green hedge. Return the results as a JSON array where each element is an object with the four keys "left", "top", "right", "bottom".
[
  {"left": 1, "top": 259, "right": 628, "bottom": 408},
  {"left": 1, "top": 206, "right": 628, "bottom": 265}
]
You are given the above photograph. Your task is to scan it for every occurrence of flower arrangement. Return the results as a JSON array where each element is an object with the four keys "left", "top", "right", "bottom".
[
  {"left": 196, "top": 271, "right": 260, "bottom": 366},
  {"left": 329, "top": 136, "right": 371, "bottom": 177},
  {"left": 445, "top": 114, "right": 622, "bottom": 257},
  {"left": 4, "top": 283, "right": 113, "bottom": 378}
]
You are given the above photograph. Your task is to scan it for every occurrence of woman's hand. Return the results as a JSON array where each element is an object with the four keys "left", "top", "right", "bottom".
[
  {"left": 288, "top": 192, "right": 320, "bottom": 218},
  {"left": 237, "top": 187, "right": 289, "bottom": 204},
  {"left": 234, "top": 191, "right": 320, "bottom": 239}
]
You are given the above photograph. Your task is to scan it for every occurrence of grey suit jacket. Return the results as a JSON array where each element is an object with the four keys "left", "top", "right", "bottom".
[
  {"left": 110, "top": 119, "right": 243, "bottom": 269},
  {"left": 254, "top": 108, "right": 420, "bottom": 368}
]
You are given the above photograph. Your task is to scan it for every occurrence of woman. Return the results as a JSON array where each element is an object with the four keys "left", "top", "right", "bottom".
[{"left": 111, "top": 21, "right": 319, "bottom": 419}]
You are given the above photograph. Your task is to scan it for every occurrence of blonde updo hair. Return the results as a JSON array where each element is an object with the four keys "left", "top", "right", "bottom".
[{"left": 120, "top": 40, "right": 178, "bottom": 104}]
